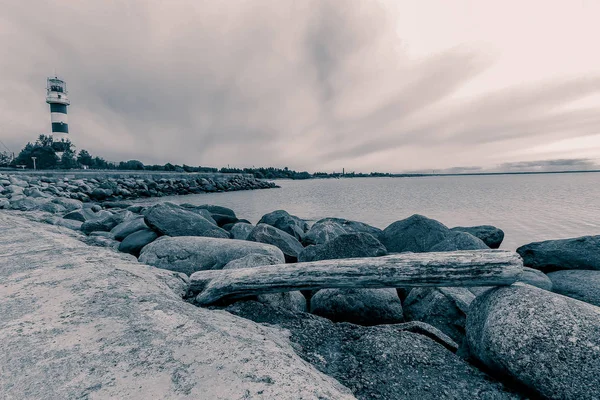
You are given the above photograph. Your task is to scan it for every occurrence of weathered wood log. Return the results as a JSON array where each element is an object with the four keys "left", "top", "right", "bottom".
[{"left": 190, "top": 250, "right": 523, "bottom": 305}]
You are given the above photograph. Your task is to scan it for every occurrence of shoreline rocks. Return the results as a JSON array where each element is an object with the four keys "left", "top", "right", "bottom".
[{"left": 516, "top": 235, "right": 600, "bottom": 272}]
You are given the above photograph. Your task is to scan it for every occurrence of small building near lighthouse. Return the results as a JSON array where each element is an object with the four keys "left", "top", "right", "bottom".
[{"left": 46, "top": 76, "right": 70, "bottom": 152}]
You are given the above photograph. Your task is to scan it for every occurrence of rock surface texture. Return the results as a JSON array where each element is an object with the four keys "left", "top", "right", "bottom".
[
  {"left": 381, "top": 214, "right": 452, "bottom": 253},
  {"left": 0, "top": 213, "right": 354, "bottom": 399},
  {"left": 143, "top": 202, "right": 229, "bottom": 238},
  {"left": 466, "top": 283, "right": 600, "bottom": 400}
]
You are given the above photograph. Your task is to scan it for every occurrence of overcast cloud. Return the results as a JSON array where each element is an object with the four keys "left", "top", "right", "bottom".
[{"left": 1, "top": 0, "right": 599, "bottom": 172}]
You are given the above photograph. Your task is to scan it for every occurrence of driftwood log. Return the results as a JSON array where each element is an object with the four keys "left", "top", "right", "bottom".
[{"left": 190, "top": 250, "right": 523, "bottom": 305}]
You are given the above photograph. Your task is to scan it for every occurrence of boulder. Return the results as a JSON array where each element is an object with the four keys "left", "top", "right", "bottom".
[
  {"left": 9, "top": 198, "right": 44, "bottom": 211},
  {"left": 548, "top": 270, "right": 600, "bottom": 306},
  {"left": 517, "top": 235, "right": 600, "bottom": 272},
  {"left": 298, "top": 232, "right": 387, "bottom": 262},
  {"left": 102, "top": 201, "right": 132, "bottom": 209},
  {"left": 305, "top": 217, "right": 383, "bottom": 245},
  {"left": 139, "top": 236, "right": 285, "bottom": 275},
  {"left": 178, "top": 206, "right": 217, "bottom": 225},
  {"left": 519, "top": 267, "right": 552, "bottom": 291},
  {"left": 429, "top": 231, "right": 489, "bottom": 251},
  {"left": 111, "top": 217, "right": 149, "bottom": 241},
  {"left": 310, "top": 288, "right": 403, "bottom": 325},
  {"left": 466, "top": 284, "right": 600, "bottom": 399},
  {"left": 230, "top": 222, "right": 254, "bottom": 240},
  {"left": 381, "top": 214, "right": 451, "bottom": 253},
  {"left": 210, "top": 213, "right": 239, "bottom": 227},
  {"left": 451, "top": 225, "right": 505, "bottom": 249},
  {"left": 63, "top": 208, "right": 98, "bottom": 222},
  {"left": 81, "top": 212, "right": 131, "bottom": 235},
  {"left": 38, "top": 202, "right": 66, "bottom": 214},
  {"left": 258, "top": 210, "right": 308, "bottom": 241},
  {"left": 118, "top": 229, "right": 158, "bottom": 257},
  {"left": 143, "top": 202, "right": 229, "bottom": 238},
  {"left": 188, "top": 204, "right": 236, "bottom": 218},
  {"left": 303, "top": 219, "right": 348, "bottom": 245},
  {"left": 89, "top": 188, "right": 113, "bottom": 200},
  {"left": 223, "top": 254, "right": 306, "bottom": 312},
  {"left": 51, "top": 197, "right": 83, "bottom": 212},
  {"left": 404, "top": 287, "right": 475, "bottom": 343},
  {"left": 24, "top": 188, "right": 48, "bottom": 198},
  {"left": 247, "top": 223, "right": 304, "bottom": 263},
  {"left": 0, "top": 199, "right": 9, "bottom": 209},
  {"left": 226, "top": 301, "right": 519, "bottom": 399},
  {"left": 54, "top": 218, "right": 83, "bottom": 231}
]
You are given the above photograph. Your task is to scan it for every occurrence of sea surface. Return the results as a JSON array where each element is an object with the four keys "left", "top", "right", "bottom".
[{"left": 136, "top": 172, "right": 600, "bottom": 250}]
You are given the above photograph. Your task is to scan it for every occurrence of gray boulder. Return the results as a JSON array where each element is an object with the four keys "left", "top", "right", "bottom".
[
  {"left": 247, "top": 223, "right": 304, "bottom": 263},
  {"left": 307, "top": 217, "right": 383, "bottom": 244},
  {"left": 9, "top": 197, "right": 45, "bottom": 211},
  {"left": 230, "top": 222, "right": 254, "bottom": 240},
  {"left": 118, "top": 229, "right": 158, "bottom": 257},
  {"left": 178, "top": 205, "right": 217, "bottom": 225},
  {"left": 258, "top": 210, "right": 308, "bottom": 241},
  {"left": 298, "top": 232, "right": 387, "bottom": 262},
  {"left": 143, "top": 202, "right": 229, "bottom": 238},
  {"left": 517, "top": 235, "right": 600, "bottom": 272},
  {"left": 227, "top": 301, "right": 519, "bottom": 399},
  {"left": 0, "top": 199, "right": 9, "bottom": 209},
  {"left": 54, "top": 218, "right": 83, "bottom": 231},
  {"left": 111, "top": 217, "right": 149, "bottom": 241},
  {"left": 548, "top": 270, "right": 600, "bottom": 306},
  {"left": 188, "top": 204, "right": 236, "bottom": 218},
  {"left": 429, "top": 231, "right": 489, "bottom": 251},
  {"left": 310, "top": 288, "right": 403, "bottom": 325},
  {"left": 404, "top": 287, "right": 475, "bottom": 343},
  {"left": 520, "top": 267, "right": 552, "bottom": 291},
  {"left": 38, "top": 201, "right": 66, "bottom": 214},
  {"left": 451, "top": 225, "right": 505, "bottom": 249},
  {"left": 381, "top": 214, "right": 451, "bottom": 253},
  {"left": 139, "top": 236, "right": 285, "bottom": 275},
  {"left": 63, "top": 209, "right": 98, "bottom": 222},
  {"left": 223, "top": 254, "right": 305, "bottom": 312},
  {"left": 303, "top": 219, "right": 348, "bottom": 245},
  {"left": 81, "top": 212, "right": 131, "bottom": 235},
  {"left": 51, "top": 197, "right": 83, "bottom": 212},
  {"left": 467, "top": 284, "right": 600, "bottom": 399}
]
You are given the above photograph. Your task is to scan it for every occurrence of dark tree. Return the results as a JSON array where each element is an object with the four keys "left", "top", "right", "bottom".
[{"left": 77, "top": 149, "right": 93, "bottom": 167}]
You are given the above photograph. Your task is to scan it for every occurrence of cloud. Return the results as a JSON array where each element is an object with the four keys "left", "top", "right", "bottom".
[{"left": 1, "top": 0, "right": 600, "bottom": 172}]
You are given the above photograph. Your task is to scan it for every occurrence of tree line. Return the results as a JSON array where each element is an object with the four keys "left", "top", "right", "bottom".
[{"left": 4, "top": 135, "right": 404, "bottom": 179}]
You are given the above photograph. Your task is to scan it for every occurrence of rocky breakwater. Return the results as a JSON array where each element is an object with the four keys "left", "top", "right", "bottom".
[
  {"left": 0, "top": 171, "right": 276, "bottom": 204},
  {"left": 3, "top": 192, "right": 600, "bottom": 398}
]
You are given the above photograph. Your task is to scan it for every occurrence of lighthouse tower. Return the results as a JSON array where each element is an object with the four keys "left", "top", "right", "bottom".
[{"left": 46, "top": 77, "right": 70, "bottom": 146}]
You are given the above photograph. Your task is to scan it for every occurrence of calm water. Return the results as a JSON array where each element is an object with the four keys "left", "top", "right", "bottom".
[{"left": 136, "top": 173, "right": 600, "bottom": 250}]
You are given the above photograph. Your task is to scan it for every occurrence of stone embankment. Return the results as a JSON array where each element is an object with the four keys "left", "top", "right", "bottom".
[
  {"left": 1, "top": 174, "right": 600, "bottom": 399},
  {"left": 0, "top": 170, "right": 277, "bottom": 203}
]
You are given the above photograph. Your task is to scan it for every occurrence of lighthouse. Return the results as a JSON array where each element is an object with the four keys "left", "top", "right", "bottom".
[{"left": 46, "top": 76, "right": 70, "bottom": 140}]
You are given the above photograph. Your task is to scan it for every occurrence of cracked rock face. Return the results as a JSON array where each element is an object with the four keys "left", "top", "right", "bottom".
[{"left": 466, "top": 283, "right": 600, "bottom": 400}]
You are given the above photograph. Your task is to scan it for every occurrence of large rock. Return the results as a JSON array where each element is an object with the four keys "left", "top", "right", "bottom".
[
  {"left": 81, "top": 212, "right": 131, "bottom": 235},
  {"left": 470, "top": 266, "right": 553, "bottom": 296},
  {"left": 223, "top": 254, "right": 306, "bottom": 312},
  {"left": 247, "top": 223, "right": 304, "bottom": 263},
  {"left": 178, "top": 204, "right": 218, "bottom": 225},
  {"left": 230, "top": 222, "right": 254, "bottom": 240},
  {"left": 258, "top": 210, "right": 308, "bottom": 241},
  {"left": 451, "top": 225, "right": 505, "bottom": 249},
  {"left": 139, "top": 236, "right": 285, "bottom": 275},
  {"left": 0, "top": 213, "right": 353, "bottom": 400},
  {"left": 9, "top": 197, "right": 45, "bottom": 211},
  {"left": 111, "top": 217, "right": 149, "bottom": 241},
  {"left": 404, "top": 287, "right": 475, "bottom": 343},
  {"left": 299, "top": 232, "right": 387, "bottom": 262},
  {"left": 548, "top": 270, "right": 600, "bottom": 306},
  {"left": 118, "top": 228, "right": 158, "bottom": 257},
  {"left": 304, "top": 217, "right": 383, "bottom": 245},
  {"left": 227, "top": 301, "right": 519, "bottom": 399},
  {"left": 143, "top": 202, "right": 229, "bottom": 238},
  {"left": 381, "top": 214, "right": 451, "bottom": 253},
  {"left": 189, "top": 204, "right": 236, "bottom": 218},
  {"left": 516, "top": 235, "right": 600, "bottom": 272},
  {"left": 310, "top": 288, "right": 403, "bottom": 325},
  {"left": 51, "top": 197, "right": 83, "bottom": 212},
  {"left": 429, "top": 231, "right": 489, "bottom": 251},
  {"left": 467, "top": 284, "right": 600, "bottom": 399}
]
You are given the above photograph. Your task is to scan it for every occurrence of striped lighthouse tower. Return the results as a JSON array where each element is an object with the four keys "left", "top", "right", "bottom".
[{"left": 46, "top": 77, "right": 70, "bottom": 139}]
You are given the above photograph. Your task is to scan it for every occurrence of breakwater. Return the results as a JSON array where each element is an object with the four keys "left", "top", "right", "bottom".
[{"left": 0, "top": 170, "right": 277, "bottom": 202}]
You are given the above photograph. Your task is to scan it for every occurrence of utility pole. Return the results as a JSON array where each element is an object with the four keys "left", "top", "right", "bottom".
[{"left": 32, "top": 157, "right": 37, "bottom": 170}]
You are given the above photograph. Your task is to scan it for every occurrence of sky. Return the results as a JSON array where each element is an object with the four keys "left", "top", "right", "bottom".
[{"left": 1, "top": 0, "right": 600, "bottom": 173}]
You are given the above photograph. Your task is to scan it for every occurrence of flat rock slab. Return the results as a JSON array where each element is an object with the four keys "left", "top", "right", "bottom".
[{"left": 0, "top": 213, "right": 354, "bottom": 399}]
